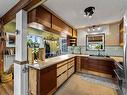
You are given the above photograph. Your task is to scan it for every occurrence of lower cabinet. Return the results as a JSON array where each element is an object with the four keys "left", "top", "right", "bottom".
[
  {"left": 76, "top": 56, "right": 81, "bottom": 72},
  {"left": 80, "top": 56, "right": 115, "bottom": 75},
  {"left": 68, "top": 66, "right": 75, "bottom": 77},
  {"left": 57, "top": 71, "right": 68, "bottom": 87},
  {"left": 29, "top": 65, "right": 57, "bottom": 95},
  {"left": 57, "top": 58, "right": 75, "bottom": 88},
  {"left": 29, "top": 58, "right": 75, "bottom": 95}
]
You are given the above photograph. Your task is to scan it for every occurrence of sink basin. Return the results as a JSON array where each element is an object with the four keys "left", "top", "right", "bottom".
[{"left": 89, "top": 55, "right": 110, "bottom": 58}]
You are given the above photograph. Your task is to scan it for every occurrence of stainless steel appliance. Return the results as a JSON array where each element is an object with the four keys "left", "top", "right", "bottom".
[{"left": 122, "top": 13, "right": 127, "bottom": 95}]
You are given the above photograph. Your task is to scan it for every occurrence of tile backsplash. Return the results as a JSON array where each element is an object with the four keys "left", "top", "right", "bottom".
[{"left": 68, "top": 46, "right": 123, "bottom": 57}]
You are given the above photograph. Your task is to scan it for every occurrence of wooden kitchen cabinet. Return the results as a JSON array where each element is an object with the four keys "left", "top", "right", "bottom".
[
  {"left": 67, "top": 36, "right": 77, "bottom": 46},
  {"left": 72, "top": 29, "right": 77, "bottom": 38},
  {"left": 52, "top": 15, "right": 72, "bottom": 36},
  {"left": 76, "top": 56, "right": 81, "bottom": 72},
  {"left": 29, "top": 57, "right": 76, "bottom": 95},
  {"left": 57, "top": 58, "right": 75, "bottom": 88},
  {"left": 80, "top": 56, "right": 115, "bottom": 76},
  {"left": 28, "top": 6, "right": 75, "bottom": 36},
  {"left": 81, "top": 57, "right": 88, "bottom": 70},
  {"left": 29, "top": 65, "right": 57, "bottom": 95},
  {"left": 57, "top": 64, "right": 68, "bottom": 76},
  {"left": 57, "top": 71, "right": 68, "bottom": 88},
  {"left": 52, "top": 15, "right": 64, "bottom": 32},
  {"left": 119, "top": 19, "right": 124, "bottom": 46},
  {"left": 28, "top": 6, "right": 52, "bottom": 28}
]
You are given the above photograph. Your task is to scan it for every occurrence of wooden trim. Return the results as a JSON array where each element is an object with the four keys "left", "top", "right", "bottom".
[
  {"left": 1, "top": 0, "right": 44, "bottom": 25},
  {"left": 14, "top": 60, "right": 28, "bottom": 65}
]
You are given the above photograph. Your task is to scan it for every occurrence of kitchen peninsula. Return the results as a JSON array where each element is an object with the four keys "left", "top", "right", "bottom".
[{"left": 28, "top": 54, "right": 123, "bottom": 95}]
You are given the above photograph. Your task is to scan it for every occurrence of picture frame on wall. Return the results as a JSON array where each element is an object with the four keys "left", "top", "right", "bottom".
[
  {"left": 86, "top": 33, "right": 105, "bottom": 51},
  {"left": 6, "top": 33, "right": 16, "bottom": 47}
]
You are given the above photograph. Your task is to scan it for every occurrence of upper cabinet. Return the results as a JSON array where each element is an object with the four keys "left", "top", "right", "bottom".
[
  {"left": 28, "top": 6, "right": 74, "bottom": 36},
  {"left": 52, "top": 15, "right": 64, "bottom": 32},
  {"left": 72, "top": 29, "right": 77, "bottom": 38},
  {"left": 36, "top": 6, "right": 52, "bottom": 28},
  {"left": 52, "top": 15, "right": 72, "bottom": 36},
  {"left": 28, "top": 6, "right": 52, "bottom": 28},
  {"left": 119, "top": 19, "right": 124, "bottom": 46}
]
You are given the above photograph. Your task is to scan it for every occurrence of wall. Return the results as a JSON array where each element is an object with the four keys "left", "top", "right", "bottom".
[
  {"left": 3, "top": 22, "right": 61, "bottom": 71},
  {"left": 68, "top": 46, "right": 123, "bottom": 57},
  {"left": 76, "top": 22, "right": 123, "bottom": 56},
  {"left": 77, "top": 23, "right": 120, "bottom": 46}
]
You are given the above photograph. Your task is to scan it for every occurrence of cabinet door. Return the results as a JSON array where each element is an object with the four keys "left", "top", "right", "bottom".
[
  {"left": 38, "top": 65, "right": 57, "bottom": 95},
  {"left": 68, "top": 66, "right": 75, "bottom": 77},
  {"left": 52, "top": 15, "right": 72, "bottom": 36},
  {"left": 81, "top": 57, "right": 88, "bottom": 70},
  {"left": 57, "top": 64, "right": 68, "bottom": 76},
  {"left": 36, "top": 6, "right": 51, "bottom": 28},
  {"left": 73, "top": 29, "right": 77, "bottom": 38},
  {"left": 57, "top": 71, "right": 68, "bottom": 88},
  {"left": 76, "top": 57, "right": 81, "bottom": 71},
  {"left": 52, "top": 15, "right": 64, "bottom": 32},
  {"left": 28, "top": 6, "right": 52, "bottom": 28}
]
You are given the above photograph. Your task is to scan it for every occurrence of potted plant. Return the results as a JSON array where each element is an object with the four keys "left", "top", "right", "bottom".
[{"left": 27, "top": 39, "right": 34, "bottom": 48}]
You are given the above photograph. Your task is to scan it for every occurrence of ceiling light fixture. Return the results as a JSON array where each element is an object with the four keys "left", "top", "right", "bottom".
[
  {"left": 84, "top": 6, "right": 95, "bottom": 18},
  {"left": 87, "top": 25, "right": 102, "bottom": 32}
]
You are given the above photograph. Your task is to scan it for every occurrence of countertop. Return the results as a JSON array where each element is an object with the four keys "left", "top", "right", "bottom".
[
  {"left": 28, "top": 54, "right": 76, "bottom": 70},
  {"left": 28, "top": 54, "right": 123, "bottom": 70}
]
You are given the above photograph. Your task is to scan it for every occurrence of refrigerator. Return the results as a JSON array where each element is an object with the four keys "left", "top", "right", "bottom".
[{"left": 123, "top": 12, "right": 127, "bottom": 95}]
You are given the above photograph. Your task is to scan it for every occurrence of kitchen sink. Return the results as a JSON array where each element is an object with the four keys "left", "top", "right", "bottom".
[{"left": 89, "top": 55, "right": 110, "bottom": 58}]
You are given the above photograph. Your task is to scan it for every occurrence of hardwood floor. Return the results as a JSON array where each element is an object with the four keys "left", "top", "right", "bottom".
[{"left": 0, "top": 81, "right": 13, "bottom": 95}]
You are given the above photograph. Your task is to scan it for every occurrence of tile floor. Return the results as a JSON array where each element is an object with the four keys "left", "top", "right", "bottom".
[
  {"left": 54, "top": 73, "right": 118, "bottom": 95},
  {"left": 0, "top": 73, "right": 118, "bottom": 95}
]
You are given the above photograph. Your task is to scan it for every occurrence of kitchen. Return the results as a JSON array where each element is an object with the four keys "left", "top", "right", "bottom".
[{"left": 0, "top": 0, "right": 127, "bottom": 95}]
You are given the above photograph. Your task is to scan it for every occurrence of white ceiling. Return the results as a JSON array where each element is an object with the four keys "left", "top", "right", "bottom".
[
  {"left": 44, "top": 0, "right": 127, "bottom": 29},
  {"left": 0, "top": 0, "right": 20, "bottom": 17}
]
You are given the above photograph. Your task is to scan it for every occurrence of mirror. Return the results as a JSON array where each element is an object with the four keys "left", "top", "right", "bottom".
[{"left": 86, "top": 34, "right": 105, "bottom": 51}]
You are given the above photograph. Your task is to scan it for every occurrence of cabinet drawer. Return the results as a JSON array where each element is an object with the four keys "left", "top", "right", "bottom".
[
  {"left": 68, "top": 61, "right": 75, "bottom": 68},
  {"left": 68, "top": 58, "right": 75, "bottom": 62},
  {"left": 68, "top": 66, "right": 75, "bottom": 77},
  {"left": 57, "top": 71, "right": 67, "bottom": 88},
  {"left": 57, "top": 64, "right": 67, "bottom": 76},
  {"left": 57, "top": 61, "right": 67, "bottom": 68}
]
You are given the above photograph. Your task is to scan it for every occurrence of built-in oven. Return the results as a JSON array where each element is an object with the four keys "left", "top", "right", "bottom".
[{"left": 114, "top": 62, "right": 124, "bottom": 95}]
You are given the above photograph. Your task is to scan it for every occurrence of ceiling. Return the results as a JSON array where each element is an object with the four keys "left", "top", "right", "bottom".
[
  {"left": 44, "top": 0, "right": 127, "bottom": 29},
  {"left": 0, "top": 0, "right": 20, "bottom": 17}
]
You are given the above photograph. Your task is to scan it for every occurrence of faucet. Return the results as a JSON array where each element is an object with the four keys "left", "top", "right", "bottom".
[{"left": 98, "top": 49, "right": 101, "bottom": 56}]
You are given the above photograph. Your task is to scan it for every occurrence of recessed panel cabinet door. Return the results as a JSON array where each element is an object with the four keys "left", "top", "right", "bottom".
[
  {"left": 28, "top": 6, "right": 52, "bottom": 28},
  {"left": 38, "top": 65, "right": 57, "bottom": 95},
  {"left": 36, "top": 6, "right": 51, "bottom": 28},
  {"left": 73, "top": 29, "right": 77, "bottom": 38},
  {"left": 68, "top": 66, "right": 75, "bottom": 77},
  {"left": 57, "top": 71, "right": 68, "bottom": 88},
  {"left": 81, "top": 57, "right": 88, "bottom": 69},
  {"left": 52, "top": 15, "right": 72, "bottom": 36},
  {"left": 57, "top": 64, "right": 68, "bottom": 76}
]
